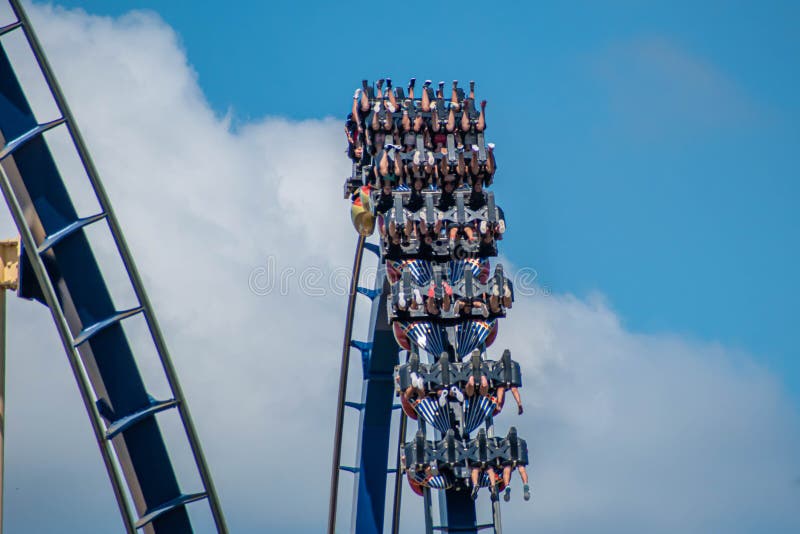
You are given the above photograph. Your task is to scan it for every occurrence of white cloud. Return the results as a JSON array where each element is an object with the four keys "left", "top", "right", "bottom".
[{"left": 0, "top": 3, "right": 798, "bottom": 533}]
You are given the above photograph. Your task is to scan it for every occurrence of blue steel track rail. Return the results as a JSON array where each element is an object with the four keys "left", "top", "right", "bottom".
[{"left": 0, "top": 1, "right": 226, "bottom": 532}]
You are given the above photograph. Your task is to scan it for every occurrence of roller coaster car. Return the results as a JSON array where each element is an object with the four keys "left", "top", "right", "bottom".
[
  {"left": 388, "top": 263, "right": 513, "bottom": 322},
  {"left": 401, "top": 430, "right": 530, "bottom": 488},
  {"left": 393, "top": 350, "right": 523, "bottom": 392},
  {"left": 393, "top": 318, "right": 499, "bottom": 360}
]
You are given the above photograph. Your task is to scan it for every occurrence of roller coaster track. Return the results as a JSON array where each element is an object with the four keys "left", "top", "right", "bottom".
[{"left": 0, "top": 1, "right": 226, "bottom": 532}]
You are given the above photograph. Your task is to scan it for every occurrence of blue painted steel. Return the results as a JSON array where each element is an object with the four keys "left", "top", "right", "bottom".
[
  {"left": 353, "top": 279, "right": 399, "bottom": 534},
  {"left": 443, "top": 490, "right": 479, "bottom": 534},
  {"left": 0, "top": 29, "right": 199, "bottom": 533}
]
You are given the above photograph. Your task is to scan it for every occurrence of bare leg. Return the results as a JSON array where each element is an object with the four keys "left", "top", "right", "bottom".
[
  {"left": 470, "top": 145, "right": 480, "bottom": 177},
  {"left": 408, "top": 77, "right": 416, "bottom": 100},
  {"left": 401, "top": 109, "right": 411, "bottom": 132},
  {"left": 511, "top": 386, "right": 523, "bottom": 414},
  {"left": 496, "top": 386, "right": 506, "bottom": 409},
  {"left": 386, "top": 79, "right": 398, "bottom": 111},
  {"left": 360, "top": 79, "right": 371, "bottom": 113},
  {"left": 466, "top": 376, "right": 475, "bottom": 397},
  {"left": 517, "top": 466, "right": 529, "bottom": 485},
  {"left": 450, "top": 80, "right": 460, "bottom": 110},
  {"left": 379, "top": 150, "right": 390, "bottom": 177},
  {"left": 503, "top": 465, "right": 512, "bottom": 487},
  {"left": 479, "top": 375, "right": 489, "bottom": 397},
  {"left": 421, "top": 80, "right": 432, "bottom": 112},
  {"left": 446, "top": 106, "right": 456, "bottom": 132},
  {"left": 461, "top": 99, "right": 471, "bottom": 132},
  {"left": 414, "top": 112, "right": 424, "bottom": 132},
  {"left": 477, "top": 100, "right": 487, "bottom": 132}
]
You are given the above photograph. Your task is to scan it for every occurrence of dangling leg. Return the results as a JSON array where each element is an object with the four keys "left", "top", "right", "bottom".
[
  {"left": 469, "top": 80, "right": 475, "bottom": 100},
  {"left": 401, "top": 109, "right": 411, "bottom": 132},
  {"left": 477, "top": 99, "right": 487, "bottom": 132},
  {"left": 503, "top": 465, "right": 512, "bottom": 501},
  {"left": 466, "top": 375, "right": 476, "bottom": 397},
  {"left": 461, "top": 99, "right": 471, "bottom": 132},
  {"left": 446, "top": 104, "right": 456, "bottom": 133},
  {"left": 376, "top": 78, "right": 384, "bottom": 100},
  {"left": 408, "top": 77, "right": 416, "bottom": 100},
  {"left": 470, "top": 468, "right": 480, "bottom": 499},
  {"left": 360, "top": 79, "right": 371, "bottom": 113},
  {"left": 421, "top": 80, "right": 432, "bottom": 112},
  {"left": 450, "top": 80, "right": 460, "bottom": 110},
  {"left": 479, "top": 375, "right": 489, "bottom": 397},
  {"left": 518, "top": 466, "right": 530, "bottom": 501},
  {"left": 379, "top": 150, "right": 390, "bottom": 177},
  {"left": 386, "top": 78, "right": 398, "bottom": 112},
  {"left": 511, "top": 386, "right": 523, "bottom": 415}
]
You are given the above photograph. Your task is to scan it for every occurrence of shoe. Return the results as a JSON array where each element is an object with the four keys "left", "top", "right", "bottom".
[
  {"left": 386, "top": 78, "right": 392, "bottom": 88},
  {"left": 409, "top": 372, "right": 420, "bottom": 389},
  {"left": 354, "top": 88, "right": 361, "bottom": 100},
  {"left": 471, "top": 144, "right": 480, "bottom": 152},
  {"left": 523, "top": 484, "right": 531, "bottom": 501},
  {"left": 503, "top": 487, "right": 511, "bottom": 502},
  {"left": 451, "top": 386, "right": 464, "bottom": 403},
  {"left": 423, "top": 80, "right": 432, "bottom": 88},
  {"left": 413, "top": 151, "right": 422, "bottom": 166},
  {"left": 386, "top": 102, "right": 396, "bottom": 113},
  {"left": 377, "top": 79, "right": 384, "bottom": 89},
  {"left": 479, "top": 220, "right": 488, "bottom": 234},
  {"left": 471, "top": 485, "right": 479, "bottom": 500},
  {"left": 413, "top": 288, "right": 423, "bottom": 306},
  {"left": 518, "top": 404, "right": 524, "bottom": 415},
  {"left": 427, "top": 151, "right": 435, "bottom": 166},
  {"left": 438, "top": 390, "right": 448, "bottom": 407},
  {"left": 487, "top": 142, "right": 495, "bottom": 150},
  {"left": 409, "top": 77, "right": 416, "bottom": 88},
  {"left": 490, "top": 486, "right": 499, "bottom": 502},
  {"left": 398, "top": 291, "right": 406, "bottom": 309}
]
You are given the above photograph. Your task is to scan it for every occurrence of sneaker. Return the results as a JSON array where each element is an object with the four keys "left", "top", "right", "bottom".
[
  {"left": 354, "top": 88, "right": 361, "bottom": 100},
  {"left": 409, "top": 372, "right": 420, "bottom": 389},
  {"left": 490, "top": 486, "right": 499, "bottom": 502},
  {"left": 451, "top": 386, "right": 464, "bottom": 403},
  {"left": 398, "top": 291, "right": 406, "bottom": 309},
  {"left": 377, "top": 79, "right": 384, "bottom": 89},
  {"left": 518, "top": 404, "right": 524, "bottom": 415},
  {"left": 498, "top": 220, "right": 506, "bottom": 234},
  {"left": 479, "top": 220, "right": 488, "bottom": 234},
  {"left": 503, "top": 487, "right": 511, "bottom": 502},
  {"left": 471, "top": 485, "right": 479, "bottom": 500},
  {"left": 386, "top": 102, "right": 396, "bottom": 113},
  {"left": 523, "top": 484, "right": 531, "bottom": 501},
  {"left": 423, "top": 80, "right": 432, "bottom": 88},
  {"left": 409, "top": 77, "right": 416, "bottom": 88},
  {"left": 471, "top": 144, "right": 480, "bottom": 152},
  {"left": 413, "top": 288, "right": 423, "bottom": 306},
  {"left": 487, "top": 142, "right": 495, "bottom": 150},
  {"left": 426, "top": 151, "right": 435, "bottom": 166},
  {"left": 438, "top": 390, "right": 448, "bottom": 407},
  {"left": 386, "top": 78, "right": 392, "bottom": 88},
  {"left": 413, "top": 150, "right": 422, "bottom": 166}
]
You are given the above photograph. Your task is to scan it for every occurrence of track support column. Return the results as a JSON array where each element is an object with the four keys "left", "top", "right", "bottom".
[{"left": 0, "top": 238, "right": 20, "bottom": 534}]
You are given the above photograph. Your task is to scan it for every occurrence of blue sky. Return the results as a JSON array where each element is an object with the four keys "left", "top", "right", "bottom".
[
  {"left": 56, "top": 0, "right": 799, "bottom": 396},
  {"left": 2, "top": 2, "right": 799, "bottom": 532}
]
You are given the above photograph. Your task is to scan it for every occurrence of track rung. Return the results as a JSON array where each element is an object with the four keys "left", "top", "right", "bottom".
[
  {"left": 339, "top": 466, "right": 359, "bottom": 474},
  {"left": 0, "top": 118, "right": 66, "bottom": 161},
  {"left": 105, "top": 398, "right": 179, "bottom": 439},
  {"left": 344, "top": 401, "right": 365, "bottom": 411},
  {"left": 356, "top": 286, "right": 380, "bottom": 300},
  {"left": 363, "top": 242, "right": 381, "bottom": 256},
  {"left": 134, "top": 492, "right": 208, "bottom": 529},
  {"left": 350, "top": 340, "right": 373, "bottom": 353},
  {"left": 73, "top": 306, "right": 144, "bottom": 347},
  {"left": 0, "top": 20, "right": 22, "bottom": 36},
  {"left": 37, "top": 212, "right": 107, "bottom": 253}
]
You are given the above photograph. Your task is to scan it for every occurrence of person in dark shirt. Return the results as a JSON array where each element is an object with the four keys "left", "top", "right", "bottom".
[{"left": 468, "top": 179, "right": 487, "bottom": 211}]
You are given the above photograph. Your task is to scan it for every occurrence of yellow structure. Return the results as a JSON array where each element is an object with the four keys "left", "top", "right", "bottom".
[
  {"left": 0, "top": 237, "right": 18, "bottom": 534},
  {"left": 0, "top": 239, "right": 20, "bottom": 290}
]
